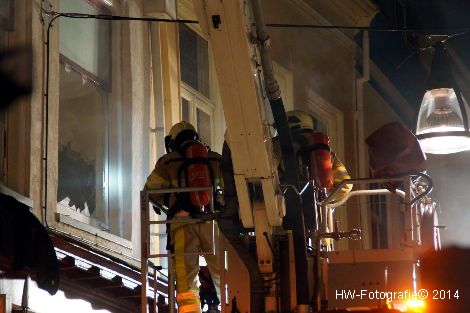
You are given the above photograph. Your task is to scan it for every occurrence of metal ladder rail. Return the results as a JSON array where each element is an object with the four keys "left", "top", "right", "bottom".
[
  {"left": 320, "top": 173, "right": 433, "bottom": 244},
  {"left": 313, "top": 173, "right": 433, "bottom": 310},
  {"left": 140, "top": 186, "right": 215, "bottom": 313}
]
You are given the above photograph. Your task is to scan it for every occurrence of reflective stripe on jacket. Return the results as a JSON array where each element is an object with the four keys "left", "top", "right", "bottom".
[
  {"left": 145, "top": 150, "right": 223, "bottom": 212},
  {"left": 273, "top": 138, "right": 352, "bottom": 202}
]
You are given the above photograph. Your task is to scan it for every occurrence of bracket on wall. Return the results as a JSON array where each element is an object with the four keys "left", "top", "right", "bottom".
[
  {"left": 211, "top": 15, "right": 221, "bottom": 29},
  {"left": 41, "top": 0, "right": 54, "bottom": 25}
]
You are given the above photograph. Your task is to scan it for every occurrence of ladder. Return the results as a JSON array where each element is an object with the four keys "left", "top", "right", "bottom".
[{"left": 140, "top": 186, "right": 216, "bottom": 313}]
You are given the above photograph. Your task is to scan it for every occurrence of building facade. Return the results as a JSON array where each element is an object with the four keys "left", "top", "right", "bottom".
[{"left": 0, "top": 0, "right": 431, "bottom": 312}]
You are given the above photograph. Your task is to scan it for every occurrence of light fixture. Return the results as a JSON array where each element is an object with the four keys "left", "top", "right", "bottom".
[{"left": 415, "top": 42, "right": 470, "bottom": 154}]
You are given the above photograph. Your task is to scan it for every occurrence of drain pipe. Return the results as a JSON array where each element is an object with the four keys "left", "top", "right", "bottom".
[
  {"left": 355, "top": 31, "right": 371, "bottom": 249},
  {"left": 251, "top": 0, "right": 310, "bottom": 311}
]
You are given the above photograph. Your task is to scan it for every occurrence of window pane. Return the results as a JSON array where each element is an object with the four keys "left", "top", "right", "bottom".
[
  {"left": 58, "top": 63, "right": 108, "bottom": 228},
  {"left": 179, "top": 24, "right": 209, "bottom": 98},
  {"left": 369, "top": 183, "right": 388, "bottom": 249},
  {"left": 182, "top": 97, "right": 190, "bottom": 122},
  {"left": 197, "top": 108, "right": 211, "bottom": 146},
  {"left": 59, "top": 0, "right": 111, "bottom": 86},
  {"left": 58, "top": 16, "right": 132, "bottom": 240}
]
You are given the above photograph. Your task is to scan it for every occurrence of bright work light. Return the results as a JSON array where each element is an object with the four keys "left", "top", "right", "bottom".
[{"left": 415, "top": 43, "right": 470, "bottom": 154}]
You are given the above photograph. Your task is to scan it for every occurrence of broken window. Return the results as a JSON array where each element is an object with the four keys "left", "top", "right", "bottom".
[{"left": 57, "top": 0, "right": 132, "bottom": 240}]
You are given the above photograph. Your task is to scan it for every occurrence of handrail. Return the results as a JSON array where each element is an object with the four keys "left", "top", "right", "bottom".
[
  {"left": 320, "top": 173, "right": 433, "bottom": 232},
  {"left": 327, "top": 188, "right": 406, "bottom": 210},
  {"left": 140, "top": 186, "right": 215, "bottom": 313},
  {"left": 314, "top": 173, "right": 433, "bottom": 309},
  {"left": 408, "top": 172, "right": 433, "bottom": 205}
]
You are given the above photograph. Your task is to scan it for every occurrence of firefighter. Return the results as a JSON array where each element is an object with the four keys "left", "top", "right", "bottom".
[
  {"left": 281, "top": 110, "right": 352, "bottom": 229},
  {"left": 285, "top": 110, "right": 351, "bottom": 199},
  {"left": 144, "top": 121, "right": 222, "bottom": 313}
]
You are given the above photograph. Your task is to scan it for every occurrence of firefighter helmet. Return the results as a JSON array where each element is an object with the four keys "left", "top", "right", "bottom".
[
  {"left": 286, "top": 110, "right": 314, "bottom": 133},
  {"left": 166, "top": 121, "right": 199, "bottom": 152},
  {"left": 169, "top": 121, "right": 196, "bottom": 139}
]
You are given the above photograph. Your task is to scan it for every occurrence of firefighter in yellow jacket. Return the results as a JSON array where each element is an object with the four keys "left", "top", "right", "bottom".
[
  {"left": 279, "top": 110, "right": 352, "bottom": 230},
  {"left": 145, "top": 121, "right": 222, "bottom": 313},
  {"left": 286, "top": 110, "right": 351, "bottom": 199}
]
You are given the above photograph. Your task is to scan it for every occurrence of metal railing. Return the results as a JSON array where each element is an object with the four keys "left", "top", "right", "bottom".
[
  {"left": 312, "top": 173, "right": 434, "bottom": 311},
  {"left": 140, "top": 186, "right": 215, "bottom": 313}
]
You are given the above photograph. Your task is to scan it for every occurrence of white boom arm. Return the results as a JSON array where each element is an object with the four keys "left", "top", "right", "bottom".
[{"left": 192, "top": 0, "right": 284, "bottom": 228}]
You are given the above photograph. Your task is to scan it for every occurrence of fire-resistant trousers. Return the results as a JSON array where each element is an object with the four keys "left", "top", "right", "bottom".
[{"left": 170, "top": 219, "right": 220, "bottom": 313}]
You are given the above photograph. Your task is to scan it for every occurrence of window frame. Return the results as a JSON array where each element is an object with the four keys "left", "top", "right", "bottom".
[
  {"left": 179, "top": 23, "right": 216, "bottom": 147},
  {"left": 306, "top": 88, "right": 347, "bottom": 250},
  {"left": 180, "top": 83, "right": 215, "bottom": 146},
  {"left": 56, "top": 0, "right": 129, "bottom": 243},
  {"left": 273, "top": 61, "right": 294, "bottom": 112},
  {"left": 59, "top": 0, "right": 113, "bottom": 91},
  {"left": 56, "top": 61, "right": 112, "bottom": 235},
  {"left": 369, "top": 183, "right": 389, "bottom": 249},
  {"left": 306, "top": 88, "right": 345, "bottom": 160}
]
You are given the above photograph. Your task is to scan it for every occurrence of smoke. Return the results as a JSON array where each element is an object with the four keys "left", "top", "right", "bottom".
[{"left": 427, "top": 151, "right": 470, "bottom": 247}]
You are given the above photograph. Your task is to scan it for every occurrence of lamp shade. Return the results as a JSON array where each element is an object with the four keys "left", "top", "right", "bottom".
[
  {"left": 416, "top": 88, "right": 470, "bottom": 154},
  {"left": 415, "top": 43, "right": 470, "bottom": 154}
]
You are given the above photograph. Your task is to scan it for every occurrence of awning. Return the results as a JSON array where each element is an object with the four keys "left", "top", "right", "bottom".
[
  {"left": 0, "top": 191, "right": 59, "bottom": 295},
  {"left": 51, "top": 233, "right": 167, "bottom": 313}
]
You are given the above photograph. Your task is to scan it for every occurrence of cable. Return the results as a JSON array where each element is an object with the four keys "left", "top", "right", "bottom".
[
  {"left": 443, "top": 30, "right": 470, "bottom": 42},
  {"left": 43, "top": 11, "right": 198, "bottom": 23},
  {"left": 265, "top": 23, "right": 470, "bottom": 35},
  {"left": 261, "top": 232, "right": 279, "bottom": 285},
  {"left": 396, "top": 46, "right": 433, "bottom": 70},
  {"left": 396, "top": 31, "right": 469, "bottom": 70},
  {"left": 43, "top": 13, "right": 63, "bottom": 228},
  {"left": 42, "top": 9, "right": 470, "bottom": 34},
  {"left": 262, "top": 232, "right": 275, "bottom": 258},
  {"left": 266, "top": 23, "right": 414, "bottom": 32}
]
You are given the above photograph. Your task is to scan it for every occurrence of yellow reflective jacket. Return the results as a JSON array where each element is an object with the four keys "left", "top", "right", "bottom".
[
  {"left": 273, "top": 138, "right": 352, "bottom": 203},
  {"left": 329, "top": 152, "right": 352, "bottom": 202},
  {"left": 145, "top": 150, "right": 223, "bottom": 214}
]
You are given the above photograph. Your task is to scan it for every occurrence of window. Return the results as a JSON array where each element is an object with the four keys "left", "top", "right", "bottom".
[
  {"left": 197, "top": 107, "right": 211, "bottom": 146},
  {"left": 57, "top": 0, "right": 132, "bottom": 241},
  {"left": 306, "top": 88, "right": 347, "bottom": 249},
  {"left": 180, "top": 86, "right": 213, "bottom": 146},
  {"left": 369, "top": 183, "right": 388, "bottom": 249},
  {"left": 311, "top": 113, "right": 328, "bottom": 134},
  {"left": 59, "top": 0, "right": 111, "bottom": 88},
  {"left": 306, "top": 88, "right": 344, "bottom": 160},
  {"left": 273, "top": 62, "right": 294, "bottom": 112},
  {"left": 179, "top": 23, "right": 209, "bottom": 98},
  {"left": 179, "top": 24, "right": 214, "bottom": 147}
]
